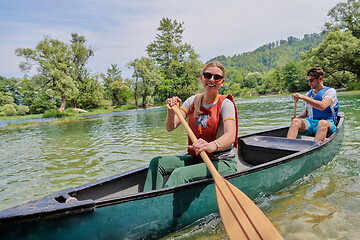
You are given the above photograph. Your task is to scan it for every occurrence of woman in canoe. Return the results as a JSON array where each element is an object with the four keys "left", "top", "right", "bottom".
[{"left": 143, "top": 61, "right": 238, "bottom": 191}]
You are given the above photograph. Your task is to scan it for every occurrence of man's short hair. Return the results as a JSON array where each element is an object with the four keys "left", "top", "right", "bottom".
[{"left": 307, "top": 67, "right": 324, "bottom": 78}]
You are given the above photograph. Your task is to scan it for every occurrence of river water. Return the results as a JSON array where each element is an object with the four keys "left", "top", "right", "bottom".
[{"left": 0, "top": 92, "right": 359, "bottom": 239}]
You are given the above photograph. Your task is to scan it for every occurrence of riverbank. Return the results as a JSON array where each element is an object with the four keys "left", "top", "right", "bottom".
[
  {"left": 0, "top": 93, "right": 284, "bottom": 123},
  {"left": 1, "top": 91, "right": 358, "bottom": 129},
  {"left": 0, "top": 104, "right": 141, "bottom": 128}
]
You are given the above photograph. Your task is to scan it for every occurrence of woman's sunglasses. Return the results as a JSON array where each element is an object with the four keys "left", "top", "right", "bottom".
[{"left": 203, "top": 72, "right": 223, "bottom": 81}]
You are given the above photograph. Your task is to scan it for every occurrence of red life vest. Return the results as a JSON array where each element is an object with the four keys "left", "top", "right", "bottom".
[{"left": 187, "top": 94, "right": 238, "bottom": 159}]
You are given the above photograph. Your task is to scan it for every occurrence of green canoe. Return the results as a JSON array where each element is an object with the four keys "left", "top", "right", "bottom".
[{"left": 0, "top": 113, "right": 345, "bottom": 240}]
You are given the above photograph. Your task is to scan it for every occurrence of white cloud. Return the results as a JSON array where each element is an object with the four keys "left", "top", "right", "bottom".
[{"left": 0, "top": 0, "right": 340, "bottom": 78}]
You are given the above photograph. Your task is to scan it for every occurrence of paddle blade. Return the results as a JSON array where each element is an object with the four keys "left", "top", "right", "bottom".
[{"left": 215, "top": 178, "right": 284, "bottom": 240}]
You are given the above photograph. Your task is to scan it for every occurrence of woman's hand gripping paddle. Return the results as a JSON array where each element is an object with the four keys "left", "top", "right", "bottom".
[{"left": 169, "top": 104, "right": 284, "bottom": 240}]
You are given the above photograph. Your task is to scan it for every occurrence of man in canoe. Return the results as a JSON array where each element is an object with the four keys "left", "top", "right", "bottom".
[
  {"left": 287, "top": 67, "right": 339, "bottom": 141},
  {"left": 143, "top": 61, "right": 238, "bottom": 191}
]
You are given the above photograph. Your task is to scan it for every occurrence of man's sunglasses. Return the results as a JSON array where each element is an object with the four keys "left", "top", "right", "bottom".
[
  {"left": 203, "top": 72, "right": 224, "bottom": 81},
  {"left": 307, "top": 77, "right": 318, "bottom": 83}
]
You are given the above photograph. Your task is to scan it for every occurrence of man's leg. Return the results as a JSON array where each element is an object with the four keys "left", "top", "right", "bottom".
[
  {"left": 314, "top": 120, "right": 332, "bottom": 141},
  {"left": 287, "top": 118, "right": 307, "bottom": 139}
]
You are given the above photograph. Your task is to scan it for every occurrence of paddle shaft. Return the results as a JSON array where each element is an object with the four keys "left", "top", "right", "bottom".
[
  {"left": 170, "top": 105, "right": 284, "bottom": 240},
  {"left": 171, "top": 105, "right": 221, "bottom": 179},
  {"left": 293, "top": 98, "right": 298, "bottom": 118}
]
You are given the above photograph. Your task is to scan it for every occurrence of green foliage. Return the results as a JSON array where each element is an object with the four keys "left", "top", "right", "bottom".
[
  {"left": 67, "top": 34, "right": 97, "bottom": 108},
  {"left": 19, "top": 76, "right": 59, "bottom": 114},
  {"left": 127, "top": 57, "right": 164, "bottom": 107},
  {"left": 72, "top": 76, "right": 108, "bottom": 109},
  {"left": 0, "top": 76, "right": 22, "bottom": 104},
  {"left": 348, "top": 81, "right": 360, "bottom": 90},
  {"left": 146, "top": 18, "right": 203, "bottom": 100},
  {"left": 282, "top": 62, "right": 308, "bottom": 92},
  {"left": 0, "top": 104, "right": 17, "bottom": 116},
  {"left": 16, "top": 33, "right": 95, "bottom": 111},
  {"left": 0, "top": 103, "right": 29, "bottom": 116},
  {"left": 42, "top": 109, "right": 70, "bottom": 118},
  {"left": 0, "top": 91, "right": 30, "bottom": 116},
  {"left": 324, "top": 0, "right": 360, "bottom": 38},
  {"left": 220, "top": 34, "right": 326, "bottom": 96},
  {"left": 303, "top": 30, "right": 360, "bottom": 84},
  {"left": 16, "top": 105, "right": 29, "bottom": 115},
  {"left": 261, "top": 69, "right": 285, "bottom": 94},
  {"left": 212, "top": 34, "right": 325, "bottom": 73},
  {"left": 102, "top": 64, "right": 132, "bottom": 106},
  {"left": 0, "top": 91, "right": 14, "bottom": 105},
  {"left": 244, "top": 72, "right": 263, "bottom": 89}
]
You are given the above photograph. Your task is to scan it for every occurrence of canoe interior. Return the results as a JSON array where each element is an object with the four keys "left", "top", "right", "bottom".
[
  {"left": 237, "top": 113, "right": 343, "bottom": 166},
  {"left": 63, "top": 168, "right": 148, "bottom": 202},
  {"left": 238, "top": 130, "right": 320, "bottom": 165},
  {"left": 60, "top": 114, "right": 342, "bottom": 203},
  {"left": 21, "top": 115, "right": 346, "bottom": 203}
]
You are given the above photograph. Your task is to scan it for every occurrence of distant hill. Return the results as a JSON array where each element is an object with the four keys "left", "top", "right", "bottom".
[{"left": 210, "top": 33, "right": 325, "bottom": 73}]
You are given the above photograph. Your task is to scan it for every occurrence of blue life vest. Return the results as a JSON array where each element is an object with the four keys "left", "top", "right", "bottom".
[{"left": 306, "top": 87, "right": 339, "bottom": 124}]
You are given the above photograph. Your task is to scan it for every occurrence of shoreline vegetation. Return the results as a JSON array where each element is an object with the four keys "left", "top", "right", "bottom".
[
  {"left": 2, "top": 91, "right": 358, "bottom": 129},
  {"left": 1, "top": 93, "right": 279, "bottom": 128},
  {"left": 0, "top": 104, "right": 140, "bottom": 129}
]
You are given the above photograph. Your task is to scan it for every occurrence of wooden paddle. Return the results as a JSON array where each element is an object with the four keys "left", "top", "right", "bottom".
[
  {"left": 293, "top": 98, "right": 298, "bottom": 118},
  {"left": 170, "top": 105, "right": 284, "bottom": 240}
]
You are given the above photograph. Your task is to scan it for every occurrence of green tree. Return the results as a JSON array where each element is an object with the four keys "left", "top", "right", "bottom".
[
  {"left": 15, "top": 34, "right": 95, "bottom": 111},
  {"left": 102, "top": 64, "right": 132, "bottom": 106},
  {"left": 282, "top": 62, "right": 307, "bottom": 92},
  {"left": 244, "top": 72, "right": 263, "bottom": 89},
  {"left": 260, "top": 69, "right": 285, "bottom": 94},
  {"left": 0, "top": 92, "right": 14, "bottom": 106},
  {"left": 16, "top": 37, "right": 77, "bottom": 111},
  {"left": 19, "top": 75, "right": 59, "bottom": 114},
  {"left": 0, "top": 91, "right": 29, "bottom": 116},
  {"left": 74, "top": 76, "right": 108, "bottom": 109},
  {"left": 0, "top": 76, "right": 22, "bottom": 105},
  {"left": 212, "top": 33, "right": 324, "bottom": 74},
  {"left": 223, "top": 67, "right": 247, "bottom": 96},
  {"left": 146, "top": 18, "right": 202, "bottom": 100},
  {"left": 127, "top": 57, "right": 164, "bottom": 107},
  {"left": 178, "top": 51, "right": 203, "bottom": 98},
  {"left": 67, "top": 33, "right": 96, "bottom": 108},
  {"left": 324, "top": 0, "right": 360, "bottom": 38},
  {"left": 303, "top": 30, "right": 360, "bottom": 84}
]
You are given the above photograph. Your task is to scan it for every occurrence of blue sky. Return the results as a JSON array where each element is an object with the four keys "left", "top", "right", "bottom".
[{"left": 0, "top": 0, "right": 341, "bottom": 79}]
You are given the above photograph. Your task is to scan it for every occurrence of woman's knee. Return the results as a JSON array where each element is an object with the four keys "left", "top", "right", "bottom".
[
  {"left": 148, "top": 156, "right": 161, "bottom": 169},
  {"left": 165, "top": 168, "right": 186, "bottom": 187},
  {"left": 170, "top": 168, "right": 188, "bottom": 182}
]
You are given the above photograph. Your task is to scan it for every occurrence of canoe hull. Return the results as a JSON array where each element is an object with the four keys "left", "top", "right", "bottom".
[{"left": 0, "top": 114, "right": 345, "bottom": 240}]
